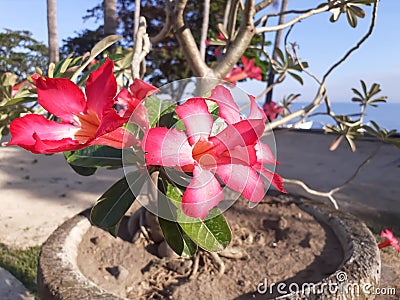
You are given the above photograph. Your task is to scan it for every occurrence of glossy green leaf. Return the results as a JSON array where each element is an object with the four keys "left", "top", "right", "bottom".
[
  {"left": 66, "top": 145, "right": 124, "bottom": 168},
  {"left": 145, "top": 95, "right": 176, "bottom": 127},
  {"left": 177, "top": 208, "right": 231, "bottom": 252},
  {"left": 159, "top": 218, "right": 198, "bottom": 257},
  {"left": 90, "top": 171, "right": 146, "bottom": 229},
  {"left": 107, "top": 218, "right": 122, "bottom": 238},
  {"left": 70, "top": 35, "right": 122, "bottom": 82},
  {"left": 68, "top": 163, "right": 98, "bottom": 176}
]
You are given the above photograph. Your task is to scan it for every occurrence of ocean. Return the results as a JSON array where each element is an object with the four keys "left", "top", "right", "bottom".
[{"left": 261, "top": 102, "right": 400, "bottom": 131}]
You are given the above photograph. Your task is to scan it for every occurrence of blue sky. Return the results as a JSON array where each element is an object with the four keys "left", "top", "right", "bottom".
[{"left": 1, "top": 0, "right": 399, "bottom": 104}]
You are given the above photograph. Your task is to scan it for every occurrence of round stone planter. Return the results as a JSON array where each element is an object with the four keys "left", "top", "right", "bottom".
[{"left": 37, "top": 197, "right": 381, "bottom": 300}]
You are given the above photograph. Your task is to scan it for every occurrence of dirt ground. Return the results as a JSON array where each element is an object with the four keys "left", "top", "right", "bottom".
[{"left": 78, "top": 193, "right": 345, "bottom": 299}]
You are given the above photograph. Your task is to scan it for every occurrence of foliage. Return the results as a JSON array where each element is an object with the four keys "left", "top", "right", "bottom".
[
  {"left": 61, "top": 0, "right": 234, "bottom": 85},
  {"left": 0, "top": 29, "right": 48, "bottom": 79}
]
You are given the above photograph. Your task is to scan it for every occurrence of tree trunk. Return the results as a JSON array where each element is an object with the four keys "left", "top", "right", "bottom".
[
  {"left": 200, "top": 0, "right": 210, "bottom": 60},
  {"left": 47, "top": 0, "right": 59, "bottom": 63},
  {"left": 265, "top": 0, "right": 288, "bottom": 104},
  {"left": 103, "top": 0, "right": 118, "bottom": 37}
]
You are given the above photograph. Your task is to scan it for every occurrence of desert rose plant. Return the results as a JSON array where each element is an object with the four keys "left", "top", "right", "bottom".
[{"left": 4, "top": 0, "right": 400, "bottom": 260}]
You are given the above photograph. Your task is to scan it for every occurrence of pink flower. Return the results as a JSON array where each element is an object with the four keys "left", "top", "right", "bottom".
[
  {"left": 225, "top": 57, "right": 262, "bottom": 83},
  {"left": 143, "top": 86, "right": 285, "bottom": 219},
  {"left": 378, "top": 229, "right": 400, "bottom": 251},
  {"left": 8, "top": 58, "right": 137, "bottom": 154},
  {"left": 115, "top": 79, "right": 158, "bottom": 131},
  {"left": 263, "top": 101, "right": 282, "bottom": 122}
]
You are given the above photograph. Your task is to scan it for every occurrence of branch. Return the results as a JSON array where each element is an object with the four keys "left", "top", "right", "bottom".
[
  {"left": 200, "top": 0, "right": 211, "bottom": 60},
  {"left": 171, "top": 0, "right": 210, "bottom": 77},
  {"left": 255, "top": 0, "right": 274, "bottom": 13},
  {"left": 323, "top": 0, "right": 379, "bottom": 81},
  {"left": 256, "top": 3, "right": 330, "bottom": 34},
  {"left": 149, "top": 1, "right": 172, "bottom": 44},
  {"left": 283, "top": 178, "right": 339, "bottom": 209},
  {"left": 213, "top": 0, "right": 256, "bottom": 79},
  {"left": 132, "top": 17, "right": 150, "bottom": 79},
  {"left": 267, "top": 1, "right": 379, "bottom": 129}
]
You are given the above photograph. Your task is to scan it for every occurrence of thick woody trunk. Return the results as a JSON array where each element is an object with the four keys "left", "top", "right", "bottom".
[
  {"left": 103, "top": 0, "right": 118, "bottom": 37},
  {"left": 47, "top": 0, "right": 59, "bottom": 63}
]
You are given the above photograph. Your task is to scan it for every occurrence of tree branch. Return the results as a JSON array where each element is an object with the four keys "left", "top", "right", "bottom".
[
  {"left": 213, "top": 0, "right": 256, "bottom": 79},
  {"left": 255, "top": 0, "right": 274, "bottom": 13},
  {"left": 149, "top": 1, "right": 172, "bottom": 44},
  {"left": 132, "top": 17, "right": 150, "bottom": 79},
  {"left": 171, "top": 0, "right": 211, "bottom": 77},
  {"left": 200, "top": 0, "right": 210, "bottom": 60},
  {"left": 256, "top": 3, "right": 330, "bottom": 34}
]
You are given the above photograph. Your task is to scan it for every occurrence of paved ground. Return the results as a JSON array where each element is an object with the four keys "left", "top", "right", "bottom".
[{"left": 0, "top": 130, "right": 399, "bottom": 298}]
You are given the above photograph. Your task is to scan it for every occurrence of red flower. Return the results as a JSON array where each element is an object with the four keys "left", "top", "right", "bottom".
[
  {"left": 263, "top": 101, "right": 282, "bottom": 122},
  {"left": 143, "top": 86, "right": 285, "bottom": 219},
  {"left": 225, "top": 57, "right": 262, "bottom": 83},
  {"left": 378, "top": 229, "right": 400, "bottom": 251},
  {"left": 8, "top": 58, "right": 137, "bottom": 154},
  {"left": 115, "top": 79, "right": 158, "bottom": 131}
]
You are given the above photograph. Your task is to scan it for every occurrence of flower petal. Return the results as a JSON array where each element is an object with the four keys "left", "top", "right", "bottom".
[
  {"left": 255, "top": 141, "right": 278, "bottom": 165},
  {"left": 216, "top": 164, "right": 265, "bottom": 202},
  {"left": 95, "top": 109, "right": 127, "bottom": 139},
  {"left": 115, "top": 89, "right": 149, "bottom": 130},
  {"left": 129, "top": 78, "right": 158, "bottom": 100},
  {"left": 8, "top": 114, "right": 81, "bottom": 154},
  {"left": 175, "top": 98, "right": 213, "bottom": 145},
  {"left": 208, "top": 85, "right": 241, "bottom": 124},
  {"left": 254, "top": 164, "right": 286, "bottom": 193},
  {"left": 181, "top": 166, "right": 223, "bottom": 219},
  {"left": 248, "top": 95, "right": 266, "bottom": 122},
  {"left": 143, "top": 128, "right": 194, "bottom": 166},
  {"left": 93, "top": 127, "right": 139, "bottom": 148},
  {"left": 209, "top": 119, "right": 265, "bottom": 154},
  {"left": 86, "top": 58, "right": 117, "bottom": 119},
  {"left": 33, "top": 76, "right": 86, "bottom": 123}
]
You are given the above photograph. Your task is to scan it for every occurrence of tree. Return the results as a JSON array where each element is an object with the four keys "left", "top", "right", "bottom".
[
  {"left": 0, "top": 29, "right": 48, "bottom": 79},
  {"left": 61, "top": 0, "right": 228, "bottom": 85},
  {"left": 47, "top": 0, "right": 59, "bottom": 63},
  {"left": 103, "top": 0, "right": 118, "bottom": 37}
]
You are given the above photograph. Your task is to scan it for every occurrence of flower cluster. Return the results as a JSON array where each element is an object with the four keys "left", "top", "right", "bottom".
[
  {"left": 8, "top": 59, "right": 284, "bottom": 220},
  {"left": 8, "top": 59, "right": 154, "bottom": 154},
  {"left": 143, "top": 85, "right": 285, "bottom": 219},
  {"left": 225, "top": 57, "right": 262, "bottom": 84}
]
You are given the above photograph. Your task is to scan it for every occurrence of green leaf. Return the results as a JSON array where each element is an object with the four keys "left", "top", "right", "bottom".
[
  {"left": 145, "top": 95, "right": 176, "bottom": 127},
  {"left": 107, "top": 219, "right": 122, "bottom": 238},
  {"left": 66, "top": 145, "right": 124, "bottom": 168},
  {"left": 4, "top": 97, "right": 37, "bottom": 107},
  {"left": 90, "top": 171, "right": 146, "bottom": 229},
  {"left": 288, "top": 72, "right": 304, "bottom": 85},
  {"left": 346, "top": 9, "right": 358, "bottom": 28},
  {"left": 70, "top": 35, "right": 122, "bottom": 82},
  {"left": 158, "top": 218, "right": 198, "bottom": 257},
  {"left": 177, "top": 208, "right": 231, "bottom": 252},
  {"left": 349, "top": 5, "right": 366, "bottom": 18}
]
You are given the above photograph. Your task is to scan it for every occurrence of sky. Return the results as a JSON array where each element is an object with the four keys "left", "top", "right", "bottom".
[{"left": 0, "top": 0, "right": 399, "bottom": 105}]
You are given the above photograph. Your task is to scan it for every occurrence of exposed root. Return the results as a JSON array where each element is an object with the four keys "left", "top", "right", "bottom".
[
  {"left": 189, "top": 254, "right": 200, "bottom": 279},
  {"left": 210, "top": 252, "right": 225, "bottom": 276}
]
